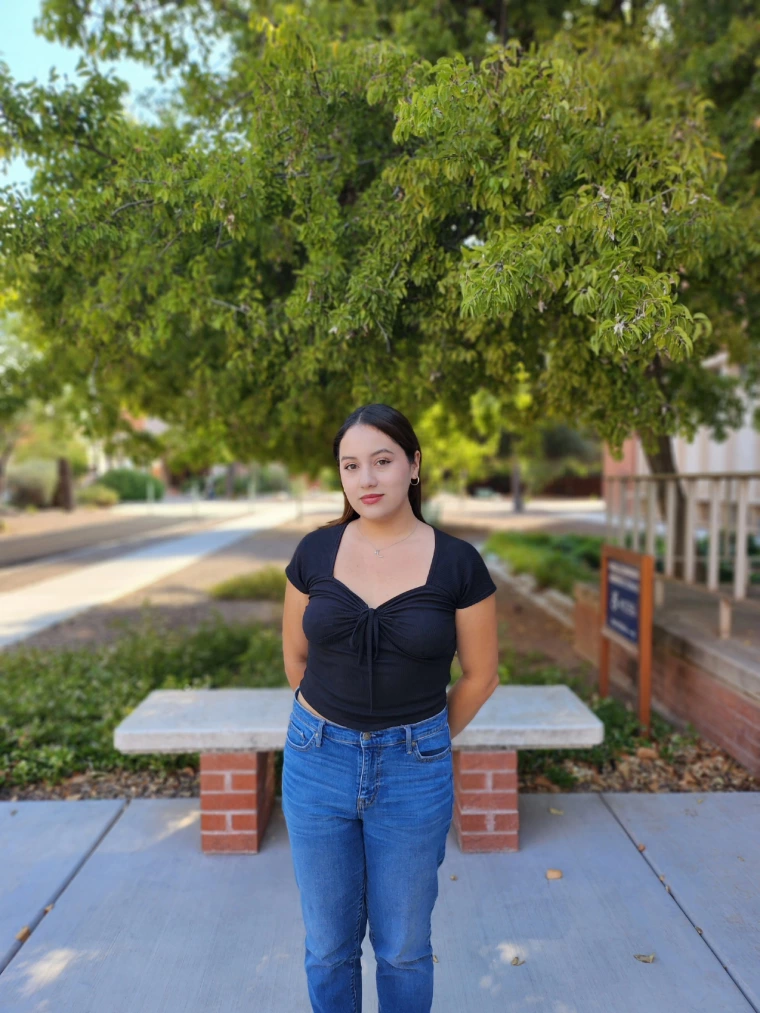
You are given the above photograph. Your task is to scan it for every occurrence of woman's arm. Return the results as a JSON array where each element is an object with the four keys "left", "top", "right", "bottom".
[
  {"left": 282, "top": 579, "right": 310, "bottom": 691},
  {"left": 447, "top": 592, "right": 499, "bottom": 739}
]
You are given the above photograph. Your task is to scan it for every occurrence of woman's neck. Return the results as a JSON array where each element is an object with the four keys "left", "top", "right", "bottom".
[{"left": 353, "top": 508, "right": 420, "bottom": 543}]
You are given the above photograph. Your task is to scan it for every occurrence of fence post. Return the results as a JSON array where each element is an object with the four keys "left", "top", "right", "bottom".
[
  {"left": 707, "top": 478, "right": 720, "bottom": 592},
  {"left": 631, "top": 479, "right": 641, "bottom": 553},
  {"left": 645, "top": 481, "right": 657, "bottom": 556},
  {"left": 734, "top": 477, "right": 749, "bottom": 601},
  {"left": 665, "top": 479, "right": 676, "bottom": 578},
  {"left": 684, "top": 477, "right": 696, "bottom": 583},
  {"left": 618, "top": 477, "right": 627, "bottom": 546}
]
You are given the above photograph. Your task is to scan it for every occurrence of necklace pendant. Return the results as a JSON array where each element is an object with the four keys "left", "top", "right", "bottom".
[{"left": 375, "top": 549, "right": 384, "bottom": 557}]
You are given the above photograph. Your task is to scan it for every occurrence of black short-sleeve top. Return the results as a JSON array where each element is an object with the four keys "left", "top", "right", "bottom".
[{"left": 284, "top": 519, "right": 497, "bottom": 730}]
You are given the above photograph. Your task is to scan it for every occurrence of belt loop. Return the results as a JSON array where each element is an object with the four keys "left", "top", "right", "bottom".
[
  {"left": 316, "top": 719, "right": 324, "bottom": 747},
  {"left": 405, "top": 724, "right": 412, "bottom": 753}
]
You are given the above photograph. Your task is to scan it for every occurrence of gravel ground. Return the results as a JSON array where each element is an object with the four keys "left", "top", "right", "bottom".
[{"left": 2, "top": 515, "right": 758, "bottom": 801}]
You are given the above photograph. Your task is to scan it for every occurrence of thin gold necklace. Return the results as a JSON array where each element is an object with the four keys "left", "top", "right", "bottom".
[{"left": 356, "top": 519, "right": 419, "bottom": 558}]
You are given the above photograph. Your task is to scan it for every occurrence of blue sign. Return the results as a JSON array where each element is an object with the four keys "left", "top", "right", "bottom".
[{"left": 606, "top": 558, "right": 640, "bottom": 645}]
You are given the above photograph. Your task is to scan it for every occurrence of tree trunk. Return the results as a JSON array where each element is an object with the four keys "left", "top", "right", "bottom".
[
  {"left": 51, "top": 457, "right": 75, "bottom": 511},
  {"left": 0, "top": 444, "right": 13, "bottom": 504},
  {"left": 225, "top": 463, "right": 236, "bottom": 498},
  {"left": 641, "top": 434, "right": 686, "bottom": 577},
  {"left": 512, "top": 458, "right": 524, "bottom": 513}
]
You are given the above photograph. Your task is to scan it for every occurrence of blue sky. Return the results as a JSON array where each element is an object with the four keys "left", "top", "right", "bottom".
[{"left": 1, "top": 5, "right": 169, "bottom": 190}]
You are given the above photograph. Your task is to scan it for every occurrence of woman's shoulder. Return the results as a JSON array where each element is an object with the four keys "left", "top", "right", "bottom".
[
  {"left": 293, "top": 522, "right": 342, "bottom": 554},
  {"left": 285, "top": 523, "right": 342, "bottom": 593},
  {"left": 432, "top": 525, "right": 483, "bottom": 559},
  {"left": 431, "top": 526, "right": 497, "bottom": 606}
]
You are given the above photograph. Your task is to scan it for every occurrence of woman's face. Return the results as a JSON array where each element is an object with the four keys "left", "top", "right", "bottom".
[{"left": 338, "top": 424, "right": 419, "bottom": 517}]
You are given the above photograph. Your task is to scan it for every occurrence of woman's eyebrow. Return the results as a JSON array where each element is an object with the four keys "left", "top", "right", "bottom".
[{"left": 340, "top": 448, "right": 395, "bottom": 461}]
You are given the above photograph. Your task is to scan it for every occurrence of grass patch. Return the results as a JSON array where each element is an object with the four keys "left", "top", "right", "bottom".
[
  {"left": 209, "top": 565, "right": 287, "bottom": 600},
  {"left": 483, "top": 531, "right": 602, "bottom": 595}
]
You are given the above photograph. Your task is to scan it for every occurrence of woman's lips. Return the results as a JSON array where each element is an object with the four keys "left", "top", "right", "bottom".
[{"left": 361, "top": 494, "right": 383, "bottom": 503}]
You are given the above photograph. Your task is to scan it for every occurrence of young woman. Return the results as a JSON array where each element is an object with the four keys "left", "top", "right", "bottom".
[{"left": 281, "top": 403, "right": 500, "bottom": 1013}]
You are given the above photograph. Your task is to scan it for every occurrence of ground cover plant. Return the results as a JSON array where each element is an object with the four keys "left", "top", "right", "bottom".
[
  {"left": 3, "top": 608, "right": 754, "bottom": 801},
  {"left": 209, "top": 566, "right": 288, "bottom": 601},
  {"left": 484, "top": 531, "right": 603, "bottom": 594}
]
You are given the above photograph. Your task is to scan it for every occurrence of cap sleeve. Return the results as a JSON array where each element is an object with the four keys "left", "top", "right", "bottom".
[
  {"left": 457, "top": 540, "right": 497, "bottom": 609},
  {"left": 285, "top": 533, "right": 312, "bottom": 594}
]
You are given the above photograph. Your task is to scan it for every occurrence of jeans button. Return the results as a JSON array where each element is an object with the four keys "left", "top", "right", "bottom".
[{"left": 361, "top": 732, "right": 370, "bottom": 740}]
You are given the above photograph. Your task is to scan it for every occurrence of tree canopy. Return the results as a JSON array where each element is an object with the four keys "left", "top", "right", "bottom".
[{"left": 1, "top": 0, "right": 758, "bottom": 476}]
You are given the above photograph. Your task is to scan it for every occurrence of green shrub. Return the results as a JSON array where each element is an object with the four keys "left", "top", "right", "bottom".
[
  {"left": 76, "top": 483, "right": 120, "bottom": 507},
  {"left": 484, "top": 531, "right": 602, "bottom": 594},
  {"left": 0, "top": 611, "right": 287, "bottom": 789},
  {"left": 212, "top": 474, "right": 252, "bottom": 498},
  {"left": 7, "top": 459, "right": 57, "bottom": 508},
  {"left": 209, "top": 566, "right": 288, "bottom": 600},
  {"left": 98, "top": 468, "right": 165, "bottom": 502},
  {"left": 257, "top": 462, "right": 290, "bottom": 492}
]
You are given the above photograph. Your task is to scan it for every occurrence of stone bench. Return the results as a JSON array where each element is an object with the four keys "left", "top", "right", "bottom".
[{"left": 113, "top": 684, "right": 603, "bottom": 855}]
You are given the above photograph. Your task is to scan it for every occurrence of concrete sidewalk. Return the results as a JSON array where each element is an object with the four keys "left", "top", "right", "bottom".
[
  {"left": 0, "top": 504, "right": 301, "bottom": 650},
  {"left": 1, "top": 791, "right": 758, "bottom": 1012}
]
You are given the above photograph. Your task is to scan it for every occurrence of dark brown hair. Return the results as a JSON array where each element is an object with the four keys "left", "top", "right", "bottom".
[{"left": 321, "top": 404, "right": 425, "bottom": 529}]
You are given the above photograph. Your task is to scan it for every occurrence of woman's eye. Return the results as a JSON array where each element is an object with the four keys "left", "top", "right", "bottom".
[{"left": 344, "top": 459, "right": 391, "bottom": 470}]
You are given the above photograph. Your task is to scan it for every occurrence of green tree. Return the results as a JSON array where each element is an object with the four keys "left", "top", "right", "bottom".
[{"left": 0, "top": 1, "right": 757, "bottom": 487}]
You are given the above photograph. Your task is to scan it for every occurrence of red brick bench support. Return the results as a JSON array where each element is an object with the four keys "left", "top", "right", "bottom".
[
  {"left": 199, "top": 751, "right": 276, "bottom": 854},
  {"left": 452, "top": 749, "right": 519, "bottom": 852}
]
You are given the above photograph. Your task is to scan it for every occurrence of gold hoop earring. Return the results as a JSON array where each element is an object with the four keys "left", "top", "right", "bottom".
[{"left": 410, "top": 476, "right": 420, "bottom": 486}]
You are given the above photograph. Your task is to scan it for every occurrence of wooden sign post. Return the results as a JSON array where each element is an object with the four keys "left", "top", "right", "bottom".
[{"left": 599, "top": 544, "right": 655, "bottom": 737}]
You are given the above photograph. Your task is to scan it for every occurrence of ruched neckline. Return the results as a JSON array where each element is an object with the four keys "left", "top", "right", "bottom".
[{"left": 329, "top": 521, "right": 439, "bottom": 712}]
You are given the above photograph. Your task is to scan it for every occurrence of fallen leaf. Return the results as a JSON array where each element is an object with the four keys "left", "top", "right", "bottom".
[
  {"left": 450, "top": 874, "right": 458, "bottom": 880},
  {"left": 634, "top": 953, "right": 656, "bottom": 963},
  {"left": 696, "top": 927, "right": 703, "bottom": 935},
  {"left": 16, "top": 926, "right": 31, "bottom": 943},
  {"left": 511, "top": 956, "right": 525, "bottom": 966},
  {"left": 637, "top": 843, "right": 646, "bottom": 852},
  {"left": 636, "top": 747, "right": 658, "bottom": 761},
  {"left": 548, "top": 807, "right": 564, "bottom": 816},
  {"left": 546, "top": 869, "right": 563, "bottom": 880},
  {"left": 432, "top": 954, "right": 438, "bottom": 963},
  {"left": 534, "top": 775, "right": 557, "bottom": 789},
  {"left": 44, "top": 904, "right": 54, "bottom": 914}
]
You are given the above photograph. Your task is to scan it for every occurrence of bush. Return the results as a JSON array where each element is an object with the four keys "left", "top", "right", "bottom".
[
  {"left": 6, "top": 459, "right": 57, "bottom": 508},
  {"left": 0, "top": 611, "right": 287, "bottom": 789},
  {"left": 76, "top": 483, "right": 120, "bottom": 507},
  {"left": 212, "top": 474, "right": 252, "bottom": 498},
  {"left": 484, "top": 531, "right": 602, "bottom": 595},
  {"left": 98, "top": 468, "right": 165, "bottom": 502},
  {"left": 257, "top": 462, "right": 290, "bottom": 492},
  {"left": 209, "top": 566, "right": 288, "bottom": 600}
]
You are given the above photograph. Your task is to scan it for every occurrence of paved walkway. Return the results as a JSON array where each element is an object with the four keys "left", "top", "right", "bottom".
[
  {"left": 0, "top": 503, "right": 303, "bottom": 650},
  {"left": 0, "top": 791, "right": 758, "bottom": 1011}
]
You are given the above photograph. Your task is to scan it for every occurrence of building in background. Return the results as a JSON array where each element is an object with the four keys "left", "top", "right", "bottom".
[{"left": 603, "top": 352, "right": 760, "bottom": 525}]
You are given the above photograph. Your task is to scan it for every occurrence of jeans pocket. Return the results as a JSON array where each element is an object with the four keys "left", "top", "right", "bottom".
[
  {"left": 285, "top": 715, "right": 318, "bottom": 752},
  {"left": 412, "top": 724, "right": 452, "bottom": 762}
]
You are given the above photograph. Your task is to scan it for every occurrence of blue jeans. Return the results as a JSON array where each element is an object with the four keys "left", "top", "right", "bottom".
[{"left": 281, "top": 687, "right": 454, "bottom": 1013}]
